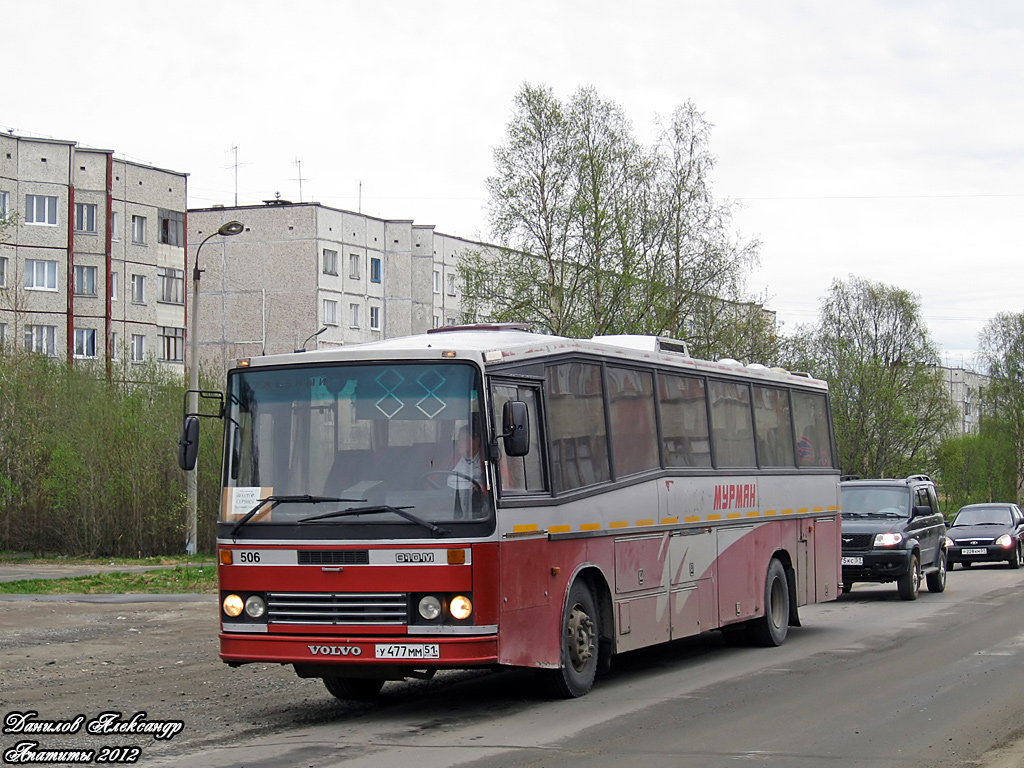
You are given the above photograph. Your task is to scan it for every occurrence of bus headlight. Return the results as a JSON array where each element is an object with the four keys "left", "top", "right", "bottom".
[
  {"left": 418, "top": 596, "right": 442, "bottom": 620},
  {"left": 245, "top": 595, "right": 267, "bottom": 619},
  {"left": 997, "top": 534, "right": 1014, "bottom": 548},
  {"left": 873, "top": 532, "right": 904, "bottom": 548},
  {"left": 449, "top": 595, "right": 473, "bottom": 621},
  {"left": 223, "top": 594, "right": 244, "bottom": 617}
]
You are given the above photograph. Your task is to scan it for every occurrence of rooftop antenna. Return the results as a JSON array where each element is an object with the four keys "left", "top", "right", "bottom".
[
  {"left": 358, "top": 180, "right": 362, "bottom": 213},
  {"left": 225, "top": 145, "right": 249, "bottom": 206},
  {"left": 293, "top": 157, "right": 304, "bottom": 203}
]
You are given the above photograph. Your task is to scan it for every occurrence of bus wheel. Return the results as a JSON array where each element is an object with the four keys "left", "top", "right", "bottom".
[
  {"left": 541, "top": 580, "right": 599, "bottom": 698},
  {"left": 749, "top": 558, "right": 789, "bottom": 647},
  {"left": 323, "top": 677, "right": 385, "bottom": 701}
]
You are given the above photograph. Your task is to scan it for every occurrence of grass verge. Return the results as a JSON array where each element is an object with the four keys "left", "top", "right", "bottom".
[{"left": 0, "top": 565, "right": 217, "bottom": 595}]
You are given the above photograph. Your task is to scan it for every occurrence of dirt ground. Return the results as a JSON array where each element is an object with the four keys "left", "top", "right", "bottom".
[{"left": 0, "top": 598, "right": 386, "bottom": 765}]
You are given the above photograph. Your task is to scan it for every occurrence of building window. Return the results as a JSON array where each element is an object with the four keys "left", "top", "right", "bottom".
[
  {"left": 131, "top": 334, "right": 145, "bottom": 363},
  {"left": 111, "top": 331, "right": 118, "bottom": 360},
  {"left": 432, "top": 315, "right": 440, "bottom": 329},
  {"left": 158, "top": 209, "right": 185, "bottom": 246},
  {"left": 158, "top": 327, "right": 185, "bottom": 362},
  {"left": 0, "top": 322, "right": 6, "bottom": 348},
  {"left": 433, "top": 270, "right": 440, "bottom": 294},
  {"left": 24, "top": 325, "right": 57, "bottom": 356},
  {"left": 132, "top": 215, "right": 146, "bottom": 244},
  {"left": 349, "top": 303, "right": 360, "bottom": 328},
  {"left": 370, "top": 257, "right": 381, "bottom": 283},
  {"left": 158, "top": 267, "right": 184, "bottom": 304},
  {"left": 74, "top": 328, "right": 97, "bottom": 358},
  {"left": 322, "top": 249, "right": 338, "bottom": 275},
  {"left": 131, "top": 274, "right": 146, "bottom": 304},
  {"left": 111, "top": 272, "right": 118, "bottom": 301},
  {"left": 323, "top": 299, "right": 338, "bottom": 326},
  {"left": 25, "top": 259, "right": 58, "bottom": 290},
  {"left": 74, "top": 203, "right": 97, "bottom": 233},
  {"left": 349, "top": 253, "right": 361, "bottom": 279},
  {"left": 25, "top": 195, "right": 58, "bottom": 225},
  {"left": 446, "top": 273, "right": 456, "bottom": 296},
  {"left": 110, "top": 211, "right": 119, "bottom": 241},
  {"left": 0, "top": 256, "right": 6, "bottom": 288},
  {"left": 74, "top": 265, "right": 97, "bottom": 296},
  {"left": 0, "top": 191, "right": 11, "bottom": 219},
  {"left": 369, "top": 305, "right": 380, "bottom": 330}
]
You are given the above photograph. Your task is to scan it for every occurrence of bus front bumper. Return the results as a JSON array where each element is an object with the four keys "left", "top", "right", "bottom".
[{"left": 220, "top": 631, "right": 499, "bottom": 668}]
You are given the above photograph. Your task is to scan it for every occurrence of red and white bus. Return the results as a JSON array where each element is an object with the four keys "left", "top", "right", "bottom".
[{"left": 196, "top": 324, "right": 840, "bottom": 699}]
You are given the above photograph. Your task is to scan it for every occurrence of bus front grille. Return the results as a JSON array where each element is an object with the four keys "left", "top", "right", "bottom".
[
  {"left": 267, "top": 592, "right": 408, "bottom": 625},
  {"left": 298, "top": 550, "right": 370, "bottom": 565}
]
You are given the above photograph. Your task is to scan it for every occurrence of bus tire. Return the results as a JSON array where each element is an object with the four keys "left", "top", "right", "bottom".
[
  {"left": 749, "top": 558, "right": 789, "bottom": 647},
  {"left": 323, "top": 677, "right": 385, "bottom": 701},
  {"left": 540, "top": 579, "right": 599, "bottom": 698}
]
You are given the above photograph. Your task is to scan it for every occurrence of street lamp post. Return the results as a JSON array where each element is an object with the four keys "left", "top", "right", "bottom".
[{"left": 185, "top": 220, "right": 244, "bottom": 555}]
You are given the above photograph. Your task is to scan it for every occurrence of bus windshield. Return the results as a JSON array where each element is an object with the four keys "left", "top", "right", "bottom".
[{"left": 221, "top": 361, "right": 492, "bottom": 530}]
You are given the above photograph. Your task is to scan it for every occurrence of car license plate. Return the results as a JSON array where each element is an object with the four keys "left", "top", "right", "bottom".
[
  {"left": 841, "top": 556, "right": 863, "bottom": 566},
  {"left": 961, "top": 548, "right": 987, "bottom": 556},
  {"left": 375, "top": 643, "right": 440, "bottom": 660}
]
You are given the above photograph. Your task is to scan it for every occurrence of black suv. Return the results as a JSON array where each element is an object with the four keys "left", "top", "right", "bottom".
[{"left": 839, "top": 475, "right": 947, "bottom": 600}]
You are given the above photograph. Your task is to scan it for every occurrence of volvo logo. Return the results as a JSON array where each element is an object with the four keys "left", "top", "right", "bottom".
[{"left": 308, "top": 645, "right": 362, "bottom": 656}]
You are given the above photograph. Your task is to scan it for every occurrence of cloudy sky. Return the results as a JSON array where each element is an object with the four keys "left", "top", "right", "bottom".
[{"left": 5, "top": 0, "right": 1021, "bottom": 365}]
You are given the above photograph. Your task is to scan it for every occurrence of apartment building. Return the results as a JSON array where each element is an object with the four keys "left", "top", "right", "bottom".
[
  {"left": 0, "top": 132, "right": 189, "bottom": 370},
  {"left": 188, "top": 201, "right": 490, "bottom": 373},
  {"left": 936, "top": 365, "right": 989, "bottom": 435}
]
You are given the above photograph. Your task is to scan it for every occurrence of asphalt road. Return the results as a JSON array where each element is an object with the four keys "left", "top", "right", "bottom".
[{"left": 5, "top": 565, "right": 1024, "bottom": 768}]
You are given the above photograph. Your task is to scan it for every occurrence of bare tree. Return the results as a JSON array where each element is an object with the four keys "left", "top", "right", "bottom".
[{"left": 461, "top": 84, "right": 765, "bottom": 355}]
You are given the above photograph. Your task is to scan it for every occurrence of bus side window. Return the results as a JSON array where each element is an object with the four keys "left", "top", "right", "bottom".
[
  {"left": 753, "top": 386, "right": 796, "bottom": 467},
  {"left": 492, "top": 384, "right": 546, "bottom": 494},
  {"left": 657, "top": 373, "right": 711, "bottom": 468},
  {"left": 709, "top": 380, "right": 756, "bottom": 468},
  {"left": 792, "top": 391, "right": 833, "bottom": 468},
  {"left": 547, "top": 362, "right": 610, "bottom": 493}
]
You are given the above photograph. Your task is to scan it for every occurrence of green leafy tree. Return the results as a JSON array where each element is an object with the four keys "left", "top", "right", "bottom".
[
  {"left": 782, "top": 276, "right": 956, "bottom": 477},
  {"left": 935, "top": 417, "right": 1016, "bottom": 513},
  {"left": 462, "top": 83, "right": 764, "bottom": 359},
  {"left": 977, "top": 311, "right": 1024, "bottom": 502}
]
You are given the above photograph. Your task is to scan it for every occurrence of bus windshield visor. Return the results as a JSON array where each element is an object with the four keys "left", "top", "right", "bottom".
[{"left": 221, "top": 362, "right": 492, "bottom": 527}]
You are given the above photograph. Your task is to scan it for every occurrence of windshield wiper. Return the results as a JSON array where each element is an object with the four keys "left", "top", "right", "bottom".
[
  {"left": 299, "top": 505, "right": 451, "bottom": 537},
  {"left": 230, "top": 494, "right": 365, "bottom": 537},
  {"left": 866, "top": 512, "right": 906, "bottom": 518}
]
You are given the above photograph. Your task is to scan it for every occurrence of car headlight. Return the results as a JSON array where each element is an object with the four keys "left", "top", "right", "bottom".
[
  {"left": 449, "top": 595, "right": 473, "bottom": 621},
  {"left": 418, "top": 595, "right": 442, "bottom": 620},
  {"left": 997, "top": 534, "right": 1014, "bottom": 548},
  {"left": 244, "top": 595, "right": 267, "bottom": 619},
  {"left": 222, "top": 594, "right": 244, "bottom": 617},
  {"left": 874, "top": 532, "right": 904, "bottom": 547},
  {"left": 944, "top": 536, "right": 954, "bottom": 549}
]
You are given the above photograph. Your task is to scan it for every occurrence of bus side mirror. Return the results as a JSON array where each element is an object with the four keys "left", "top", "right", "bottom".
[
  {"left": 178, "top": 415, "right": 200, "bottom": 471},
  {"left": 502, "top": 400, "right": 530, "bottom": 457}
]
